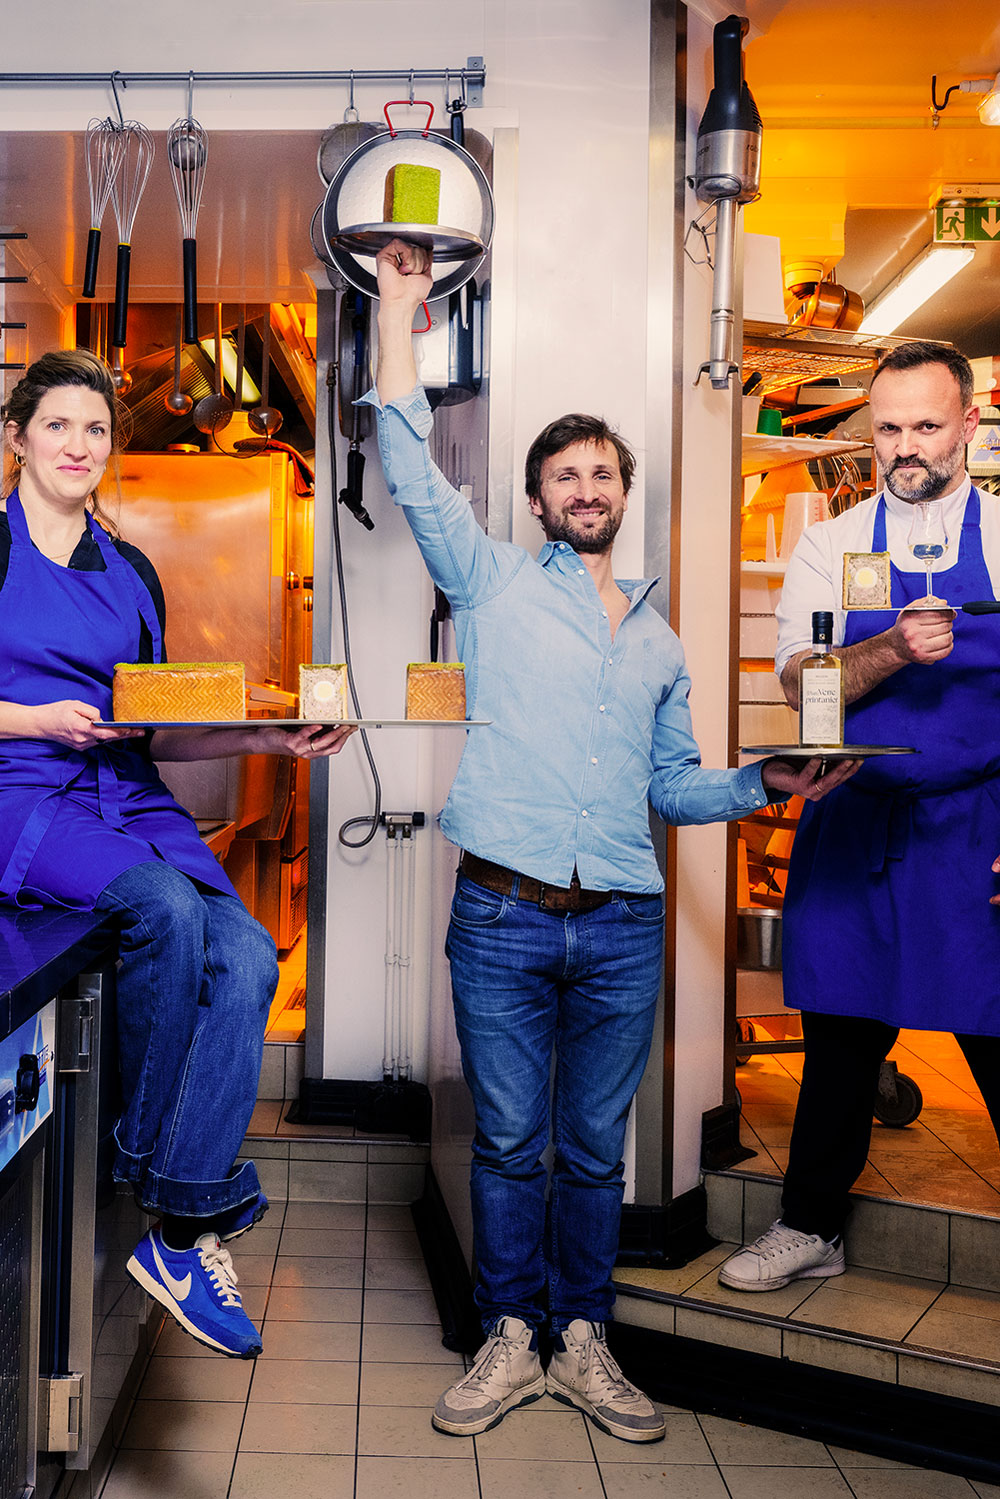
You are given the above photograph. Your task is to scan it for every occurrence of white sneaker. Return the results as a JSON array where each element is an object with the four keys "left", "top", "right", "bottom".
[
  {"left": 546, "top": 1319, "right": 666, "bottom": 1443},
  {"left": 432, "top": 1316, "right": 545, "bottom": 1436},
  {"left": 718, "top": 1219, "right": 845, "bottom": 1292}
]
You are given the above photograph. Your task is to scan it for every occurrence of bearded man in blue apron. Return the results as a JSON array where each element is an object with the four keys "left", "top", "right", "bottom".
[
  {"left": 0, "top": 350, "right": 355, "bottom": 1354},
  {"left": 719, "top": 341, "right": 1000, "bottom": 1292}
]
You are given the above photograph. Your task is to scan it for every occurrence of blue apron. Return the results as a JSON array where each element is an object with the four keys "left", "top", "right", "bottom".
[
  {"left": 783, "top": 488, "right": 1000, "bottom": 1033},
  {"left": 0, "top": 490, "right": 237, "bottom": 909}
]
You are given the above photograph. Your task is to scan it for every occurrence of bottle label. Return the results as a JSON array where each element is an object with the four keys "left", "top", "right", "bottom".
[{"left": 800, "top": 668, "right": 842, "bottom": 746}]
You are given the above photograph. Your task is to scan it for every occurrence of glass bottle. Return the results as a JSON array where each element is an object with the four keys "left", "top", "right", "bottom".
[{"left": 799, "top": 610, "right": 844, "bottom": 748}]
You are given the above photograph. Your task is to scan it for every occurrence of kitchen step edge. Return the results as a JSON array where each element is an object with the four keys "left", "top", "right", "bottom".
[
  {"left": 613, "top": 1257, "right": 1000, "bottom": 1411},
  {"left": 704, "top": 1165, "right": 1000, "bottom": 1296}
]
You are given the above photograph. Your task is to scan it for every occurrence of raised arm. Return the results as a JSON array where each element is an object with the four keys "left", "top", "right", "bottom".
[
  {"left": 362, "top": 238, "right": 523, "bottom": 609},
  {"left": 375, "top": 239, "right": 434, "bottom": 404}
]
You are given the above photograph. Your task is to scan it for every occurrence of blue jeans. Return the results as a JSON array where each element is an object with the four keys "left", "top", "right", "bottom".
[
  {"left": 445, "top": 872, "right": 663, "bottom": 1333},
  {"left": 95, "top": 861, "right": 276, "bottom": 1218}
]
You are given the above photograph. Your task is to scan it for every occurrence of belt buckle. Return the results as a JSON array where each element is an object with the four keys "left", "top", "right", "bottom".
[{"left": 538, "top": 882, "right": 574, "bottom": 913}]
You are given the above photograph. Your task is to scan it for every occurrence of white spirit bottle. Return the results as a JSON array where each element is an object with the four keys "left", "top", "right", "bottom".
[{"left": 799, "top": 610, "right": 844, "bottom": 748}]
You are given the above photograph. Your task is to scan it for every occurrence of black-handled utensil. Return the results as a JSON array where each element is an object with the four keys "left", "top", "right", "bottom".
[
  {"left": 83, "top": 118, "right": 120, "bottom": 299},
  {"left": 167, "top": 116, "right": 208, "bottom": 344},
  {"left": 962, "top": 600, "right": 1000, "bottom": 614},
  {"left": 109, "top": 122, "right": 154, "bottom": 348}
]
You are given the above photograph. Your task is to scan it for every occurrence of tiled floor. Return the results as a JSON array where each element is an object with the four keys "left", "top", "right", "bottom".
[
  {"left": 98, "top": 1199, "right": 1000, "bottom": 1499},
  {"left": 738, "top": 1027, "right": 1000, "bottom": 1214}
]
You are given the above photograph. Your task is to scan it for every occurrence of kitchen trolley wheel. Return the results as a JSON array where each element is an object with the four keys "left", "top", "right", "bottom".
[
  {"left": 873, "top": 1060, "right": 923, "bottom": 1128},
  {"left": 735, "top": 1019, "right": 756, "bottom": 1065}
]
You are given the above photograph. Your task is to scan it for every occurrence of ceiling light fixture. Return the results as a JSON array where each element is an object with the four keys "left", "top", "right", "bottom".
[
  {"left": 858, "top": 244, "right": 976, "bottom": 336},
  {"left": 931, "top": 73, "right": 1000, "bottom": 125}
]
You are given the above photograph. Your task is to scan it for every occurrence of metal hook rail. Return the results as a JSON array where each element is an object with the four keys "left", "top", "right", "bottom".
[{"left": 0, "top": 60, "right": 486, "bottom": 107}]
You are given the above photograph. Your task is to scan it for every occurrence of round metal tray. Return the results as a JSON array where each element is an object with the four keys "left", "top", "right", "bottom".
[
  {"left": 329, "top": 222, "right": 485, "bottom": 260},
  {"left": 741, "top": 744, "right": 915, "bottom": 758},
  {"left": 321, "top": 128, "right": 494, "bottom": 299}
]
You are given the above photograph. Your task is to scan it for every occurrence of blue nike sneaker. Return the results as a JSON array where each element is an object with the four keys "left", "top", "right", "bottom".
[
  {"left": 126, "top": 1227, "right": 263, "bottom": 1359},
  {"left": 216, "top": 1190, "right": 270, "bottom": 1243}
]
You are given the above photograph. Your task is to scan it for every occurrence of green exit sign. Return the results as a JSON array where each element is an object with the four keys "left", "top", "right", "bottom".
[{"left": 935, "top": 202, "right": 1000, "bottom": 242}]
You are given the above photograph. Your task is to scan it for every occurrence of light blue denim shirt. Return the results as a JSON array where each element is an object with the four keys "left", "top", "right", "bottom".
[{"left": 362, "top": 385, "right": 770, "bottom": 893}]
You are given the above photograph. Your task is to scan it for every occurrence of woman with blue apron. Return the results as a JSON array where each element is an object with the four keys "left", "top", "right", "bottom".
[
  {"left": 1, "top": 350, "right": 353, "bottom": 1358},
  {"left": 776, "top": 488, "right": 1000, "bottom": 1244}
]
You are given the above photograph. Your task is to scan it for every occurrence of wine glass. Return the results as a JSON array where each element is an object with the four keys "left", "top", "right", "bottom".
[{"left": 907, "top": 502, "right": 948, "bottom": 598}]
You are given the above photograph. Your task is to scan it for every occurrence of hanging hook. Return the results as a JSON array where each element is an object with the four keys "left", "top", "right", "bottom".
[
  {"left": 344, "top": 68, "right": 359, "bottom": 123},
  {"left": 187, "top": 70, "right": 195, "bottom": 122},
  {"left": 408, "top": 69, "right": 415, "bottom": 105},
  {"left": 110, "top": 70, "right": 126, "bottom": 129}
]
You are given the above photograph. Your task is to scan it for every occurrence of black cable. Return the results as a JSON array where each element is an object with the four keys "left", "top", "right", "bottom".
[
  {"left": 931, "top": 75, "right": 962, "bottom": 113},
  {"left": 326, "top": 353, "right": 382, "bottom": 848}
]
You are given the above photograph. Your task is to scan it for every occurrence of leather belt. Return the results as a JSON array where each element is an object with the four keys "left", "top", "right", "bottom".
[{"left": 459, "top": 851, "right": 614, "bottom": 913}]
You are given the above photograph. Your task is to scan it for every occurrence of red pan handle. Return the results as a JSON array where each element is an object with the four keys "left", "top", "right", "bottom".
[{"left": 383, "top": 100, "right": 435, "bottom": 138}]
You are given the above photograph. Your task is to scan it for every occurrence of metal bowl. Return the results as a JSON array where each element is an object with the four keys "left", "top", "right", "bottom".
[{"left": 736, "top": 908, "right": 782, "bottom": 971}]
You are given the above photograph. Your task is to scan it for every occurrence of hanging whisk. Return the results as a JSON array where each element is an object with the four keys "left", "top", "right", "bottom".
[
  {"left": 109, "top": 121, "right": 155, "bottom": 349},
  {"left": 82, "top": 117, "right": 122, "bottom": 299},
  {"left": 166, "top": 115, "right": 209, "bottom": 345}
]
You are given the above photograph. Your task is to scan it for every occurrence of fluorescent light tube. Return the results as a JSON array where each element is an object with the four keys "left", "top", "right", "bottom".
[
  {"left": 858, "top": 245, "right": 976, "bottom": 336},
  {"left": 980, "top": 76, "right": 1000, "bottom": 125}
]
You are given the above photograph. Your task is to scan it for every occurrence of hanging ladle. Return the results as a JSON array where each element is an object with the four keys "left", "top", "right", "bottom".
[
  {"left": 193, "top": 302, "right": 233, "bottom": 433},
  {"left": 164, "top": 307, "right": 193, "bottom": 415},
  {"left": 248, "top": 309, "right": 283, "bottom": 439}
]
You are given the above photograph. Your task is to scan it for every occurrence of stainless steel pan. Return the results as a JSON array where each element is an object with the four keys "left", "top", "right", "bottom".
[{"left": 320, "top": 100, "right": 494, "bottom": 300}]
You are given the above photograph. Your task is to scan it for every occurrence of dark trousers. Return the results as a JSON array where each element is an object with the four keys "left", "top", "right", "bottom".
[{"left": 780, "top": 1011, "right": 1000, "bottom": 1243}]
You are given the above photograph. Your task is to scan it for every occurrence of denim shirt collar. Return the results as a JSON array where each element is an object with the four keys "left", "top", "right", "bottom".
[{"left": 536, "top": 539, "right": 659, "bottom": 606}]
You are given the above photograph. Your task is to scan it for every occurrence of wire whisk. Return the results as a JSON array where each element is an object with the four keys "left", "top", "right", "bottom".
[
  {"left": 167, "top": 116, "right": 209, "bottom": 344},
  {"left": 109, "top": 120, "right": 154, "bottom": 349},
  {"left": 82, "top": 117, "right": 122, "bottom": 299}
]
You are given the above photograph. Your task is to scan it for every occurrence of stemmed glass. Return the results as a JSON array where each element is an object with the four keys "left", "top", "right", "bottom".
[{"left": 907, "top": 502, "right": 949, "bottom": 598}]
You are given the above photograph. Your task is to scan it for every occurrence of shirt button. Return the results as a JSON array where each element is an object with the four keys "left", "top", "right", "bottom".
[
  {"left": 601, "top": 611, "right": 608, "bottom": 618},
  {"left": 591, "top": 757, "right": 598, "bottom": 765},
  {"left": 599, "top": 705, "right": 606, "bottom": 712},
  {"left": 581, "top": 810, "right": 589, "bottom": 818},
  {"left": 578, "top": 568, "right": 585, "bottom": 575}
]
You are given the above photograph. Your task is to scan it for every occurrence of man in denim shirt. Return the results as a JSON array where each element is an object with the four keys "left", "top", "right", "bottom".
[{"left": 366, "top": 240, "right": 854, "bottom": 1443}]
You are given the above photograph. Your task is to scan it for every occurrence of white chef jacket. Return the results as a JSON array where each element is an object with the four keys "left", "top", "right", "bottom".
[{"left": 774, "top": 475, "right": 1000, "bottom": 677}]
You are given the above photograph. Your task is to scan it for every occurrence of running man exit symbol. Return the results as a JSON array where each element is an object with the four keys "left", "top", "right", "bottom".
[{"left": 935, "top": 202, "right": 1000, "bottom": 241}]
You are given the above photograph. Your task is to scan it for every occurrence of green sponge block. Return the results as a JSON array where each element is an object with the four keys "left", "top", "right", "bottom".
[{"left": 383, "top": 163, "right": 441, "bottom": 225}]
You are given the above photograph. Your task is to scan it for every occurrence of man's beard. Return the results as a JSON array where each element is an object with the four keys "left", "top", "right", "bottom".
[
  {"left": 884, "top": 439, "right": 966, "bottom": 501},
  {"left": 543, "top": 506, "right": 624, "bottom": 554}
]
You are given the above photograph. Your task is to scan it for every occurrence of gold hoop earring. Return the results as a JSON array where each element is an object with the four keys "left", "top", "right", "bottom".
[{"left": 13, "top": 453, "right": 24, "bottom": 467}]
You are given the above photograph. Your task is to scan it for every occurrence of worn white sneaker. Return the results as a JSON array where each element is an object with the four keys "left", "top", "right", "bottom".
[
  {"left": 546, "top": 1320, "right": 666, "bottom": 1443},
  {"left": 432, "top": 1316, "right": 545, "bottom": 1436},
  {"left": 718, "top": 1219, "right": 845, "bottom": 1292}
]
